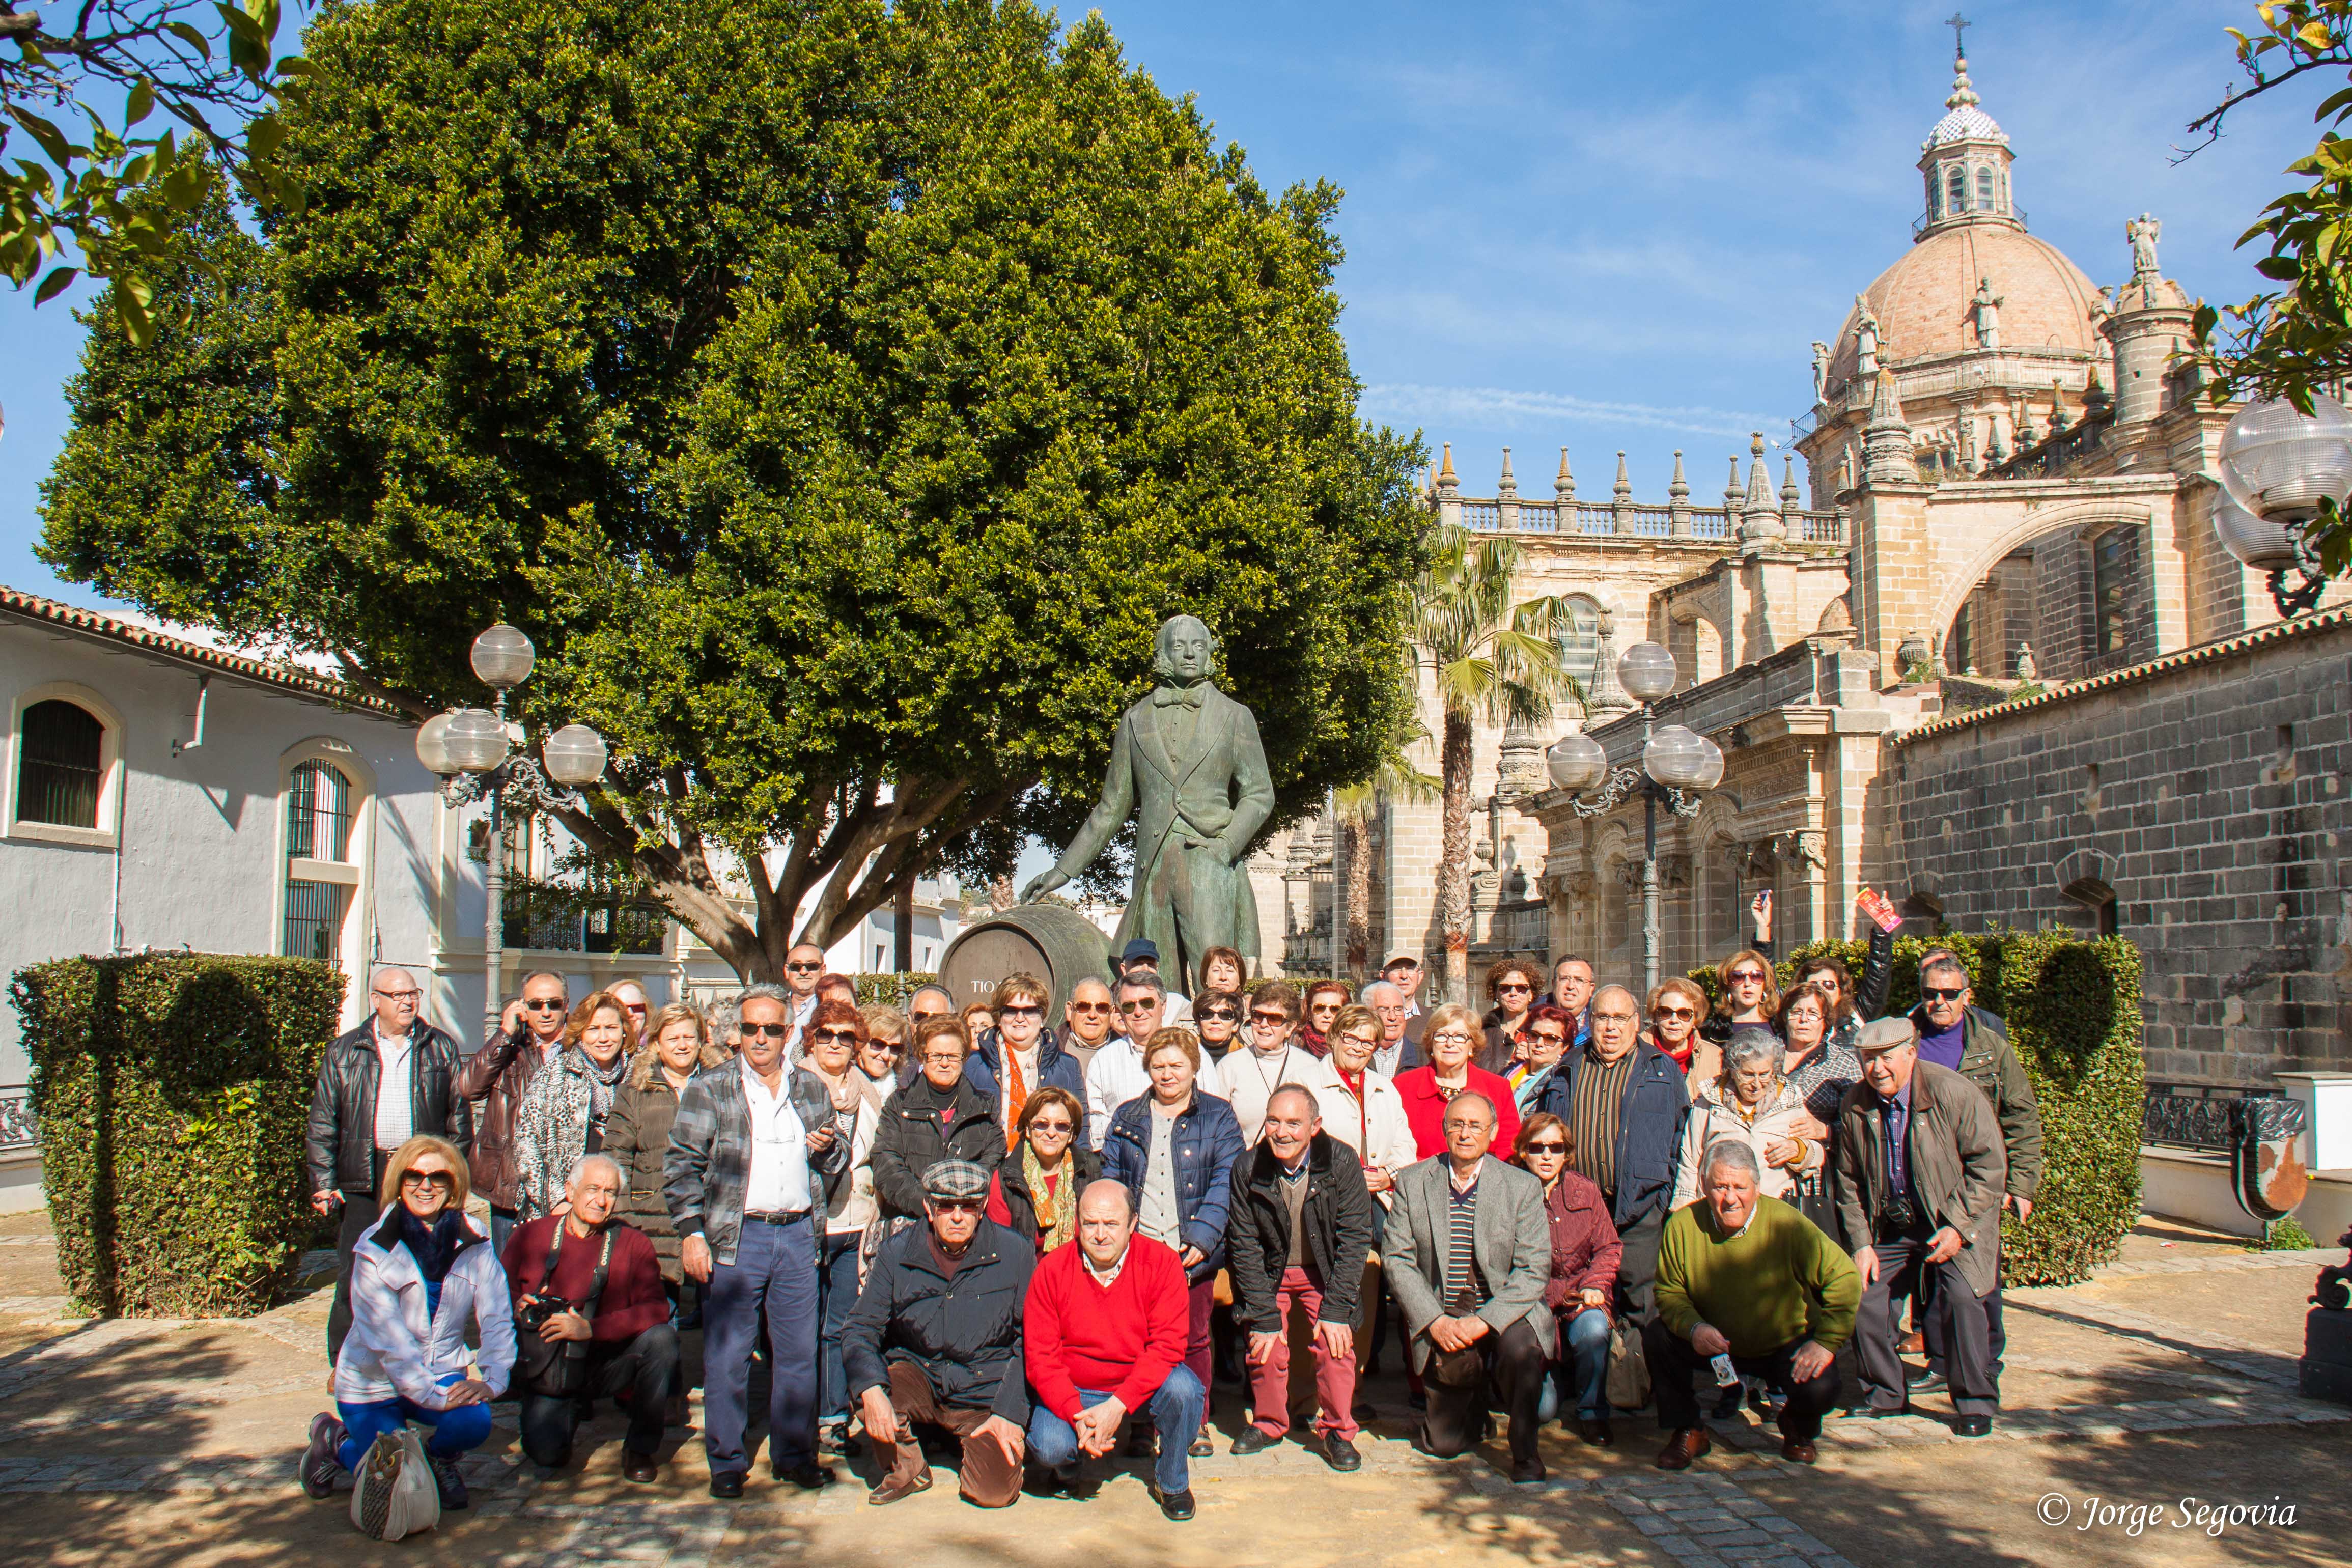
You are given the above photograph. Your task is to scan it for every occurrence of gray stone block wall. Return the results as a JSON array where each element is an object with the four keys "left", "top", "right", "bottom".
[{"left": 1888, "top": 620, "right": 2352, "bottom": 1088}]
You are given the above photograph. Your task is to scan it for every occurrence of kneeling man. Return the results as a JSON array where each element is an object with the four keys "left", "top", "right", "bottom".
[
  {"left": 1023, "top": 1179, "right": 1206, "bottom": 1521},
  {"left": 1646, "top": 1140, "right": 1858, "bottom": 1469},
  {"left": 844, "top": 1160, "right": 1034, "bottom": 1507}
]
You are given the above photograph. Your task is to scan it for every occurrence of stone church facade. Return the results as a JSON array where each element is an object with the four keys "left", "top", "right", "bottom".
[{"left": 1251, "top": 45, "right": 2352, "bottom": 1094}]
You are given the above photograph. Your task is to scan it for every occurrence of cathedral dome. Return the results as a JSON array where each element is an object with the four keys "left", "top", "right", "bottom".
[{"left": 1827, "top": 222, "right": 2104, "bottom": 387}]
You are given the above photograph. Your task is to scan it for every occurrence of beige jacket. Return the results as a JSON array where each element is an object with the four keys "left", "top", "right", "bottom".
[{"left": 1668, "top": 1078, "right": 1823, "bottom": 1209}]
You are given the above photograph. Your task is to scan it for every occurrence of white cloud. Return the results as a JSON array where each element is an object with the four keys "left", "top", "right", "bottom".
[{"left": 1362, "top": 383, "right": 1783, "bottom": 441}]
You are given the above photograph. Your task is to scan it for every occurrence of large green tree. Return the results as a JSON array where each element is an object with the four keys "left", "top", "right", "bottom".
[{"left": 40, "top": 0, "right": 1423, "bottom": 981}]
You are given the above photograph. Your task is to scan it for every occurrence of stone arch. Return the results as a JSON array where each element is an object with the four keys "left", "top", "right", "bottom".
[{"left": 1922, "top": 499, "right": 2158, "bottom": 648}]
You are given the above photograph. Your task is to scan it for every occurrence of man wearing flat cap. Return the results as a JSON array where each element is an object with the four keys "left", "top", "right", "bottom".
[
  {"left": 1832, "top": 1016, "right": 2007, "bottom": 1436},
  {"left": 842, "top": 1160, "right": 1036, "bottom": 1506}
]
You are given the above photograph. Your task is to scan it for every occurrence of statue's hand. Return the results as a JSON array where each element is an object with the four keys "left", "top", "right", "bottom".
[{"left": 1019, "top": 871, "right": 1066, "bottom": 904}]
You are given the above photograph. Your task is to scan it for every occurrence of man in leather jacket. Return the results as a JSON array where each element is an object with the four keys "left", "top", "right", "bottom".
[
  {"left": 305, "top": 967, "right": 472, "bottom": 1362},
  {"left": 455, "top": 970, "right": 571, "bottom": 1254}
]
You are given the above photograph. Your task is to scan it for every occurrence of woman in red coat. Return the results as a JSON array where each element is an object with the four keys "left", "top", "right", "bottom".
[
  {"left": 1515, "top": 1112, "right": 1622, "bottom": 1445},
  {"left": 1391, "top": 1003, "right": 1520, "bottom": 1159}
]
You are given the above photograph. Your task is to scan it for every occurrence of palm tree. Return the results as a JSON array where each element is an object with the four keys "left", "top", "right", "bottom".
[
  {"left": 1331, "top": 711, "right": 1439, "bottom": 982},
  {"left": 1408, "top": 525, "right": 1576, "bottom": 1006}
]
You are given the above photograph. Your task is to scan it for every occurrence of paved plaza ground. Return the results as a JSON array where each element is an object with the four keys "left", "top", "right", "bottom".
[{"left": 0, "top": 1209, "right": 2342, "bottom": 1566}]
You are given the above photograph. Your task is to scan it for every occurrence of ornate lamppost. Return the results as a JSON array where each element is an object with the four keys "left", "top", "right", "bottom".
[
  {"left": 413, "top": 624, "right": 608, "bottom": 1036},
  {"left": 1544, "top": 641, "right": 1723, "bottom": 996},
  {"left": 2213, "top": 394, "right": 2352, "bottom": 618}
]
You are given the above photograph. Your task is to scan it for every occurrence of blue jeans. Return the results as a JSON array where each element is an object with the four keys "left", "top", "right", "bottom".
[
  {"left": 816, "top": 1230, "right": 862, "bottom": 1426},
  {"left": 703, "top": 1214, "right": 822, "bottom": 1476},
  {"left": 1533, "top": 1308, "right": 1614, "bottom": 1424},
  {"left": 1025, "top": 1366, "right": 1205, "bottom": 1495},
  {"left": 336, "top": 1374, "right": 493, "bottom": 1471}
]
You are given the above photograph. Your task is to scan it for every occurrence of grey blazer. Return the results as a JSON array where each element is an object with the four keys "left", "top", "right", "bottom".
[{"left": 1383, "top": 1154, "right": 1556, "bottom": 1372}]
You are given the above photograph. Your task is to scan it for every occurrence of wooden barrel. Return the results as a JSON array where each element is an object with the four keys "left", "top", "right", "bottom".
[{"left": 936, "top": 904, "right": 1116, "bottom": 1023}]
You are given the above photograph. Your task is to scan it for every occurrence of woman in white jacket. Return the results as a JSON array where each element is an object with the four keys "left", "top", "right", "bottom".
[
  {"left": 300, "top": 1135, "right": 516, "bottom": 1513},
  {"left": 1667, "top": 1030, "right": 1824, "bottom": 1210}
]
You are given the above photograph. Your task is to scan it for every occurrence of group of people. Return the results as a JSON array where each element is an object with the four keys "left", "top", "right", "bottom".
[{"left": 296, "top": 903, "right": 2042, "bottom": 1518}]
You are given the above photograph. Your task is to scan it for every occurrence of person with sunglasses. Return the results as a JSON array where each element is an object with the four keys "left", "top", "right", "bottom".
[
  {"left": 1058, "top": 977, "right": 1119, "bottom": 1077},
  {"left": 308, "top": 966, "right": 473, "bottom": 1363},
  {"left": 874, "top": 1016, "right": 1006, "bottom": 1224},
  {"left": 1643, "top": 978, "right": 1713, "bottom": 1089},
  {"left": 301, "top": 1135, "right": 514, "bottom": 1513},
  {"left": 1511, "top": 1113, "right": 1621, "bottom": 1446},
  {"left": 1704, "top": 942, "right": 1782, "bottom": 1050},
  {"left": 855, "top": 1005, "right": 909, "bottom": 1110},
  {"left": 989, "top": 1088, "right": 1100, "bottom": 1254},
  {"left": 511, "top": 990, "right": 642, "bottom": 1224},
  {"left": 1503, "top": 1004, "right": 1575, "bottom": 1118},
  {"left": 798, "top": 1001, "right": 884, "bottom": 1454},
  {"left": 457, "top": 969, "right": 571, "bottom": 1255},
  {"left": 1479, "top": 961, "right": 1544, "bottom": 1075},
  {"left": 1190, "top": 987, "right": 1244, "bottom": 1059},
  {"left": 664, "top": 984, "right": 852, "bottom": 1496},
  {"left": 782, "top": 943, "right": 828, "bottom": 1027},
  {"left": 965, "top": 973, "right": 1088, "bottom": 1154},
  {"left": 1083, "top": 971, "right": 1227, "bottom": 1150},
  {"left": 1298, "top": 979, "right": 1353, "bottom": 1057},
  {"left": 607, "top": 979, "right": 653, "bottom": 1042},
  {"left": 1222, "top": 983, "right": 1323, "bottom": 1146},
  {"left": 845, "top": 1159, "right": 1037, "bottom": 1508}
]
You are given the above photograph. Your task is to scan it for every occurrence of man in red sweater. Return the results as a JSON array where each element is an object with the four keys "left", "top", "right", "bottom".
[
  {"left": 503, "top": 1154, "right": 679, "bottom": 1481},
  {"left": 1023, "top": 1179, "right": 1204, "bottom": 1521}
]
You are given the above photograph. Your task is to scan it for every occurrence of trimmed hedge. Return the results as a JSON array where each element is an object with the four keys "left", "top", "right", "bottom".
[
  {"left": 12, "top": 953, "right": 345, "bottom": 1317},
  {"left": 1694, "top": 929, "right": 2145, "bottom": 1287},
  {"left": 852, "top": 972, "right": 940, "bottom": 1009}
]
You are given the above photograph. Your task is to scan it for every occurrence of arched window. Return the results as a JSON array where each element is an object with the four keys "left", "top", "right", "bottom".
[
  {"left": 1556, "top": 597, "right": 1604, "bottom": 698},
  {"left": 1946, "top": 166, "right": 1967, "bottom": 212},
  {"left": 1976, "top": 166, "right": 1996, "bottom": 212},
  {"left": 286, "top": 761, "right": 353, "bottom": 862},
  {"left": 1925, "top": 172, "right": 1940, "bottom": 218},
  {"left": 16, "top": 699, "right": 104, "bottom": 828}
]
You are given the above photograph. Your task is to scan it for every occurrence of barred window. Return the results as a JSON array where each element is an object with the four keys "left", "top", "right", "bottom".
[
  {"left": 1976, "top": 166, "right": 1995, "bottom": 211},
  {"left": 286, "top": 761, "right": 354, "bottom": 861},
  {"left": 1556, "top": 597, "right": 1603, "bottom": 696},
  {"left": 285, "top": 879, "right": 347, "bottom": 967},
  {"left": 17, "top": 700, "right": 104, "bottom": 828}
]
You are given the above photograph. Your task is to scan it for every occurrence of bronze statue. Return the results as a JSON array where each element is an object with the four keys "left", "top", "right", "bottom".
[{"left": 1020, "top": 614, "right": 1273, "bottom": 988}]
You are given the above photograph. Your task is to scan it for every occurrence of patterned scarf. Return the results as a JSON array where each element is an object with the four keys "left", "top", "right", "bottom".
[
  {"left": 1022, "top": 1140, "right": 1078, "bottom": 1253},
  {"left": 582, "top": 1048, "right": 629, "bottom": 1124}
]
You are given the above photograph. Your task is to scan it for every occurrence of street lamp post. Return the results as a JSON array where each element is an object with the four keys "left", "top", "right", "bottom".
[
  {"left": 1544, "top": 641, "right": 1722, "bottom": 997},
  {"left": 2213, "top": 395, "right": 2352, "bottom": 618},
  {"left": 413, "top": 624, "right": 608, "bottom": 1038}
]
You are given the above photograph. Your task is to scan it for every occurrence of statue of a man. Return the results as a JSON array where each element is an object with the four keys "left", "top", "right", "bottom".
[
  {"left": 1810, "top": 341, "right": 1832, "bottom": 404},
  {"left": 2127, "top": 214, "right": 2161, "bottom": 280},
  {"left": 1971, "top": 276, "right": 2003, "bottom": 350},
  {"left": 1854, "top": 295, "right": 1881, "bottom": 377},
  {"left": 1020, "top": 614, "right": 1274, "bottom": 986}
]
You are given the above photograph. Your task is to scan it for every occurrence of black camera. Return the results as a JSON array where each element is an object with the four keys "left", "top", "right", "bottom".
[
  {"left": 1880, "top": 1193, "right": 1920, "bottom": 1237},
  {"left": 517, "top": 1293, "right": 575, "bottom": 1333}
]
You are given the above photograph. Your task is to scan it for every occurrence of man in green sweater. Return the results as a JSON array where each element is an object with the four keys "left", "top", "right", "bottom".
[{"left": 1645, "top": 1139, "right": 1859, "bottom": 1469}]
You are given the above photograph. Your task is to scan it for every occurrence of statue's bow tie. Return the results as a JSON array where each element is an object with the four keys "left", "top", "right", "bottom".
[{"left": 1153, "top": 685, "right": 1204, "bottom": 709}]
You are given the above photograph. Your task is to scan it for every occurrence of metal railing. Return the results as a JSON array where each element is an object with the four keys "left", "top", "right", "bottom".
[
  {"left": 0, "top": 1091, "right": 36, "bottom": 1152},
  {"left": 503, "top": 883, "right": 670, "bottom": 956}
]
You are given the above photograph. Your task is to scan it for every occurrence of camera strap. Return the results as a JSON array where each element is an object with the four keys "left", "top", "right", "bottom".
[{"left": 540, "top": 1221, "right": 615, "bottom": 1364}]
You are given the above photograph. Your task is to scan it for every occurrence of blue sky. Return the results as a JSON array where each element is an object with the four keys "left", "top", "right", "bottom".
[{"left": 0, "top": 0, "right": 2322, "bottom": 618}]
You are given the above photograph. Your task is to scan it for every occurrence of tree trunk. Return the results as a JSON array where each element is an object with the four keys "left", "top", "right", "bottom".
[
  {"left": 894, "top": 876, "right": 915, "bottom": 972},
  {"left": 1438, "top": 710, "right": 1474, "bottom": 1007},
  {"left": 1341, "top": 815, "right": 1373, "bottom": 982}
]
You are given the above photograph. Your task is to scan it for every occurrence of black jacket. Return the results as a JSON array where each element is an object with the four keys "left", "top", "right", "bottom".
[
  {"left": 841, "top": 1218, "right": 1034, "bottom": 1424},
  {"left": 995, "top": 1145, "right": 1102, "bottom": 1246},
  {"left": 1536, "top": 1041, "right": 1688, "bottom": 1226},
  {"left": 871, "top": 1075, "right": 1005, "bottom": 1221},
  {"left": 306, "top": 1020, "right": 472, "bottom": 1195},
  {"left": 1226, "top": 1132, "right": 1376, "bottom": 1334}
]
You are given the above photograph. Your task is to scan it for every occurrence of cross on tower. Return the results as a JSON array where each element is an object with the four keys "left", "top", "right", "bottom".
[{"left": 1947, "top": 12, "right": 1970, "bottom": 61}]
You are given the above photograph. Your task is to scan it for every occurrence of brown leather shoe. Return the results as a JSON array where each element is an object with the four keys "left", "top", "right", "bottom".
[
  {"left": 622, "top": 1450, "right": 660, "bottom": 1484},
  {"left": 1654, "top": 1427, "right": 1712, "bottom": 1470},
  {"left": 1897, "top": 1330, "right": 1926, "bottom": 1355},
  {"left": 1780, "top": 1436, "right": 1818, "bottom": 1464},
  {"left": 868, "top": 1468, "right": 933, "bottom": 1506}
]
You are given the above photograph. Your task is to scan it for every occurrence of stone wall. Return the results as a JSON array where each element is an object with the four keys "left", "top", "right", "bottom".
[{"left": 1884, "top": 607, "right": 2352, "bottom": 1088}]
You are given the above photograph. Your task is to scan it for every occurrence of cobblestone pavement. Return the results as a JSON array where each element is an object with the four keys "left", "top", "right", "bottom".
[{"left": 0, "top": 1220, "right": 2342, "bottom": 1566}]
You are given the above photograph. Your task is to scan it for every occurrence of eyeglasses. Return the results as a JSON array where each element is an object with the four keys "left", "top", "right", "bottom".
[
  {"left": 786, "top": 961, "right": 823, "bottom": 973},
  {"left": 1523, "top": 1142, "right": 1568, "bottom": 1155},
  {"left": 999, "top": 1004, "right": 1042, "bottom": 1019},
  {"left": 1429, "top": 1030, "right": 1474, "bottom": 1046},
  {"left": 1655, "top": 1005, "right": 1696, "bottom": 1021},
  {"left": 621, "top": 1002, "right": 648, "bottom": 1014},
  {"left": 866, "top": 1038, "right": 904, "bottom": 1053},
  {"left": 1922, "top": 986, "right": 1966, "bottom": 1002},
  {"left": 930, "top": 1197, "right": 984, "bottom": 1213},
  {"left": 1527, "top": 1031, "right": 1567, "bottom": 1046},
  {"left": 523, "top": 998, "right": 567, "bottom": 1011},
  {"left": 1197, "top": 1007, "right": 1238, "bottom": 1022},
  {"left": 400, "top": 1169, "right": 456, "bottom": 1193},
  {"left": 1250, "top": 1010, "right": 1290, "bottom": 1024},
  {"left": 1117, "top": 1000, "right": 1157, "bottom": 1014},
  {"left": 1496, "top": 982, "right": 1533, "bottom": 995},
  {"left": 921, "top": 1054, "right": 965, "bottom": 1070},
  {"left": 1340, "top": 1030, "right": 1381, "bottom": 1048},
  {"left": 373, "top": 989, "right": 421, "bottom": 1002},
  {"left": 1069, "top": 1001, "right": 1113, "bottom": 1015},
  {"left": 744, "top": 1022, "right": 792, "bottom": 1039},
  {"left": 1028, "top": 1117, "right": 1075, "bottom": 1134},
  {"left": 811, "top": 1028, "right": 861, "bottom": 1046},
  {"left": 1593, "top": 1013, "right": 1637, "bottom": 1026},
  {"left": 911, "top": 1007, "right": 949, "bottom": 1020}
]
